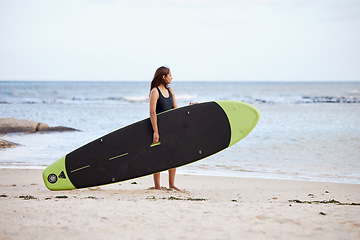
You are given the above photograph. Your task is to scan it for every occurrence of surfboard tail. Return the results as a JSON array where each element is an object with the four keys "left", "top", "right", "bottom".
[
  {"left": 42, "top": 156, "right": 76, "bottom": 190},
  {"left": 216, "top": 100, "right": 260, "bottom": 147}
]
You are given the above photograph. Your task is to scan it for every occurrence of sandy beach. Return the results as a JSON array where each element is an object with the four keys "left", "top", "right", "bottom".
[{"left": 1, "top": 169, "right": 359, "bottom": 240}]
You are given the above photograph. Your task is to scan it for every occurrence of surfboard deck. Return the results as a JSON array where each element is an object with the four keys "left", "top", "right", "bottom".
[{"left": 43, "top": 100, "right": 260, "bottom": 190}]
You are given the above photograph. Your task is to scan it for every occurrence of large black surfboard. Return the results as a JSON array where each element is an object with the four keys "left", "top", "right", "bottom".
[{"left": 43, "top": 101, "right": 260, "bottom": 190}]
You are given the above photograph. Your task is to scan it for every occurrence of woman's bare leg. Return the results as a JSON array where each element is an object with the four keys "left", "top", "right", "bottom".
[
  {"left": 168, "top": 168, "right": 180, "bottom": 191},
  {"left": 153, "top": 173, "right": 161, "bottom": 190}
]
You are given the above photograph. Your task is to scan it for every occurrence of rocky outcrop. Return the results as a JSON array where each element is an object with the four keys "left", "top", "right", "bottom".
[
  {"left": 0, "top": 118, "right": 79, "bottom": 149},
  {"left": 0, "top": 139, "right": 19, "bottom": 149},
  {"left": 0, "top": 118, "right": 79, "bottom": 134}
]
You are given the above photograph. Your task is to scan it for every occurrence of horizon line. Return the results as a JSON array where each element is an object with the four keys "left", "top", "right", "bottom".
[{"left": 1, "top": 80, "right": 359, "bottom": 83}]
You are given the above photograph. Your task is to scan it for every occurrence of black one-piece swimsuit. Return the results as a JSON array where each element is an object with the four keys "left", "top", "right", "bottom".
[{"left": 155, "top": 87, "right": 173, "bottom": 114}]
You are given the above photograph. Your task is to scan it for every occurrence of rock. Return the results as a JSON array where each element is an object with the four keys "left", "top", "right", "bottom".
[
  {"left": 0, "top": 118, "right": 79, "bottom": 134},
  {"left": 0, "top": 118, "right": 39, "bottom": 133},
  {"left": 40, "top": 126, "right": 78, "bottom": 132},
  {"left": 0, "top": 139, "right": 19, "bottom": 149},
  {"left": 37, "top": 123, "right": 50, "bottom": 131}
]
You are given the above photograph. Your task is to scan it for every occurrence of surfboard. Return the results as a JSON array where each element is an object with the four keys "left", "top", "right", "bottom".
[{"left": 43, "top": 100, "right": 260, "bottom": 190}]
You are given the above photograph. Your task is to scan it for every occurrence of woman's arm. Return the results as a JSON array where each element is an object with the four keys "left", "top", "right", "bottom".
[{"left": 149, "top": 88, "right": 160, "bottom": 143}]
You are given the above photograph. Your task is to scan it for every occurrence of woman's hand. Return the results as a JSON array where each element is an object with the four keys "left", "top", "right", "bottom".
[{"left": 153, "top": 131, "right": 160, "bottom": 143}]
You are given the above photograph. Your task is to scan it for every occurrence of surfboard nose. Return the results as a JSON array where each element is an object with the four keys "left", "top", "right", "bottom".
[
  {"left": 42, "top": 156, "right": 76, "bottom": 190},
  {"left": 215, "top": 100, "right": 260, "bottom": 147}
]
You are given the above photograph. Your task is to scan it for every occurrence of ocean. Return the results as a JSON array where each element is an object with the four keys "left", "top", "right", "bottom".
[{"left": 1, "top": 81, "right": 359, "bottom": 184}]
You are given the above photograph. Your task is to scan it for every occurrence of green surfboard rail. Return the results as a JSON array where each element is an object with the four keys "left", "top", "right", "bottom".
[
  {"left": 42, "top": 156, "right": 76, "bottom": 190},
  {"left": 215, "top": 100, "right": 260, "bottom": 147}
]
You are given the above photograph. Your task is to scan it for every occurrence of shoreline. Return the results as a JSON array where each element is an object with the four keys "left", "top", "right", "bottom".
[
  {"left": 0, "top": 166, "right": 359, "bottom": 185},
  {"left": 1, "top": 169, "right": 359, "bottom": 239}
]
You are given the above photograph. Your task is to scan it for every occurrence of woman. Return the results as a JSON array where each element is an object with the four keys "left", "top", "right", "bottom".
[{"left": 149, "top": 66, "right": 180, "bottom": 191}]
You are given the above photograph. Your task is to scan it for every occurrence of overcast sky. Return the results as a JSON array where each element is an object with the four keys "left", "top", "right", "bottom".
[{"left": 0, "top": 0, "right": 359, "bottom": 81}]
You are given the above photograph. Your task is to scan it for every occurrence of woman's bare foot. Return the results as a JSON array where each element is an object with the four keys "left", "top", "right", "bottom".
[{"left": 170, "top": 185, "right": 181, "bottom": 192}]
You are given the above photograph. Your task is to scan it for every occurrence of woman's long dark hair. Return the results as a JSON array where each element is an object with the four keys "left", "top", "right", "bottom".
[{"left": 150, "top": 66, "right": 170, "bottom": 91}]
